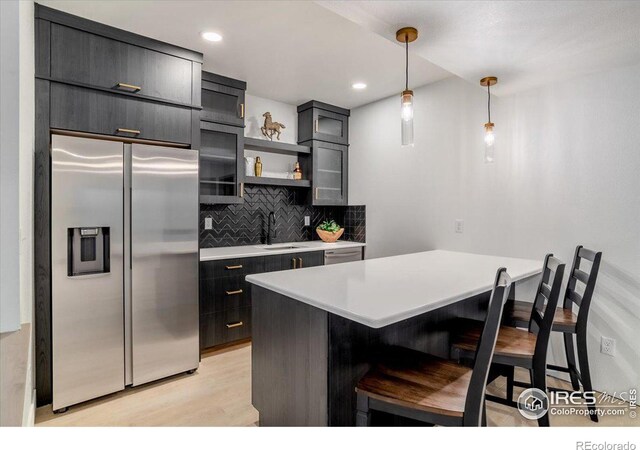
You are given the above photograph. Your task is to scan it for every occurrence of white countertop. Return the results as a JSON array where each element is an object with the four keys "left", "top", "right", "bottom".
[
  {"left": 200, "top": 240, "right": 365, "bottom": 261},
  {"left": 246, "top": 250, "right": 542, "bottom": 328}
]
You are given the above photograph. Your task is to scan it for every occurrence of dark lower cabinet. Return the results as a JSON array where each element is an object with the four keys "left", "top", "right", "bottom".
[{"left": 199, "top": 250, "right": 324, "bottom": 350}]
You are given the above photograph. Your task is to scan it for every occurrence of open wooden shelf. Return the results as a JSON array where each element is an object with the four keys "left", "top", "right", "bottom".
[
  {"left": 244, "top": 137, "right": 310, "bottom": 156},
  {"left": 244, "top": 176, "right": 310, "bottom": 188}
]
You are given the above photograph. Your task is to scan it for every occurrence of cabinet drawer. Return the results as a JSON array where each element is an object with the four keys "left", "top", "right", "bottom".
[
  {"left": 200, "top": 276, "right": 251, "bottom": 315},
  {"left": 200, "top": 257, "right": 263, "bottom": 280},
  {"left": 50, "top": 83, "right": 192, "bottom": 144},
  {"left": 50, "top": 23, "right": 193, "bottom": 105},
  {"left": 200, "top": 307, "right": 251, "bottom": 349}
]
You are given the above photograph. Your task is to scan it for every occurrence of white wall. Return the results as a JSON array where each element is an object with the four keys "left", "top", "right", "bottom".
[
  {"left": 0, "top": 0, "right": 21, "bottom": 333},
  {"left": 0, "top": 0, "right": 35, "bottom": 426},
  {"left": 350, "top": 66, "right": 640, "bottom": 394}
]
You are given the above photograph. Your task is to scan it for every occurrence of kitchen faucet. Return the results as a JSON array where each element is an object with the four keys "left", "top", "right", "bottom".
[{"left": 266, "top": 211, "right": 277, "bottom": 245}]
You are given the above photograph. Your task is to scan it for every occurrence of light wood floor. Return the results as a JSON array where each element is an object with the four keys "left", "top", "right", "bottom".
[{"left": 36, "top": 342, "right": 635, "bottom": 427}]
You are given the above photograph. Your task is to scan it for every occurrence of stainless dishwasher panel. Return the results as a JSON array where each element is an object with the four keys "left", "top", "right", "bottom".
[
  {"left": 51, "top": 135, "right": 125, "bottom": 410},
  {"left": 324, "top": 247, "right": 363, "bottom": 265},
  {"left": 131, "top": 143, "right": 199, "bottom": 386}
]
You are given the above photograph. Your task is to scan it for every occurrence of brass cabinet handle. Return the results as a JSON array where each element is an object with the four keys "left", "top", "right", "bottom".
[
  {"left": 226, "top": 321, "right": 243, "bottom": 329},
  {"left": 292, "top": 258, "right": 297, "bottom": 269},
  {"left": 225, "top": 265, "right": 243, "bottom": 270},
  {"left": 116, "top": 82, "right": 141, "bottom": 92},
  {"left": 239, "top": 182, "right": 244, "bottom": 198},
  {"left": 239, "top": 103, "right": 245, "bottom": 119},
  {"left": 298, "top": 258, "right": 303, "bottom": 268},
  {"left": 117, "top": 128, "right": 141, "bottom": 135},
  {"left": 314, "top": 119, "right": 319, "bottom": 133},
  {"left": 315, "top": 187, "right": 319, "bottom": 200},
  {"left": 225, "top": 289, "right": 243, "bottom": 295}
]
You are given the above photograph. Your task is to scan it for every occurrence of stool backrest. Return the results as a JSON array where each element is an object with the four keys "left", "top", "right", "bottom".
[
  {"left": 528, "top": 254, "right": 566, "bottom": 358},
  {"left": 463, "top": 267, "right": 512, "bottom": 426},
  {"left": 563, "top": 246, "right": 602, "bottom": 327}
]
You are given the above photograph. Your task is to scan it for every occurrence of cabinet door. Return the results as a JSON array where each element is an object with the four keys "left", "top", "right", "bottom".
[
  {"left": 201, "top": 79, "right": 245, "bottom": 127},
  {"left": 312, "top": 109, "right": 348, "bottom": 145},
  {"left": 50, "top": 83, "right": 192, "bottom": 144},
  {"left": 311, "top": 141, "right": 348, "bottom": 206},
  {"left": 294, "top": 251, "right": 324, "bottom": 268},
  {"left": 199, "top": 122, "right": 244, "bottom": 204},
  {"left": 50, "top": 23, "right": 193, "bottom": 105}
]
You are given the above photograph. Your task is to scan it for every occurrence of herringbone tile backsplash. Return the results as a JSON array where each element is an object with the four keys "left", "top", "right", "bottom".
[{"left": 200, "top": 185, "right": 365, "bottom": 248}]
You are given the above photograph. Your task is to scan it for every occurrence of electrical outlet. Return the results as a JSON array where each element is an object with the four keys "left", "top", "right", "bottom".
[
  {"left": 601, "top": 336, "right": 616, "bottom": 356},
  {"left": 304, "top": 216, "right": 310, "bottom": 227},
  {"left": 454, "top": 219, "right": 464, "bottom": 234},
  {"left": 204, "top": 217, "right": 213, "bottom": 230}
]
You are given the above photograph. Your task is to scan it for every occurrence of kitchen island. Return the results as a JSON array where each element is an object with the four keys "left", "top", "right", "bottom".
[{"left": 246, "top": 250, "right": 541, "bottom": 426}]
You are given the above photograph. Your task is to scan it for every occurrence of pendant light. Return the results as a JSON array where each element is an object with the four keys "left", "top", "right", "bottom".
[
  {"left": 396, "top": 27, "right": 418, "bottom": 147},
  {"left": 480, "top": 76, "right": 498, "bottom": 163}
]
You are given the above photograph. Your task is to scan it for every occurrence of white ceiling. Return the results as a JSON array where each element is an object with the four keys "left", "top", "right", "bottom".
[
  {"left": 38, "top": 0, "right": 452, "bottom": 108},
  {"left": 319, "top": 0, "right": 640, "bottom": 96}
]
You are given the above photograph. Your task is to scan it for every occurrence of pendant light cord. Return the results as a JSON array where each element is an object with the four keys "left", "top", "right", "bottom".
[
  {"left": 405, "top": 37, "right": 409, "bottom": 91},
  {"left": 487, "top": 83, "right": 491, "bottom": 123}
]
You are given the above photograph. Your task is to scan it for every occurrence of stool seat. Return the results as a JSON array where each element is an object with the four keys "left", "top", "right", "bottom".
[
  {"left": 505, "top": 300, "right": 578, "bottom": 332},
  {"left": 452, "top": 319, "right": 537, "bottom": 363},
  {"left": 356, "top": 347, "right": 472, "bottom": 418}
]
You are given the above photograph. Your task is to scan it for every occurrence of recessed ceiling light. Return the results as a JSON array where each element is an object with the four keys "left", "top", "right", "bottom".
[
  {"left": 352, "top": 82, "right": 367, "bottom": 90},
  {"left": 201, "top": 31, "right": 222, "bottom": 42}
]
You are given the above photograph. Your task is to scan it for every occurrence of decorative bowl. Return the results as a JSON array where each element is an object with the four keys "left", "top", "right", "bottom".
[{"left": 316, "top": 228, "right": 344, "bottom": 243}]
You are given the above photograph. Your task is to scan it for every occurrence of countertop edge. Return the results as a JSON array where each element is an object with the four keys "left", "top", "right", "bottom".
[{"left": 246, "top": 266, "right": 541, "bottom": 329}]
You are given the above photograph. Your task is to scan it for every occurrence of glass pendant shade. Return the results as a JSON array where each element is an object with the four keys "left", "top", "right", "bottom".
[
  {"left": 401, "top": 90, "right": 414, "bottom": 147},
  {"left": 484, "top": 122, "right": 495, "bottom": 163}
]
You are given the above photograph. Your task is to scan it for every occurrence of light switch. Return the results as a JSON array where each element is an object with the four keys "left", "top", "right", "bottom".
[
  {"left": 205, "top": 217, "right": 213, "bottom": 230},
  {"left": 304, "top": 216, "right": 310, "bottom": 227},
  {"left": 454, "top": 219, "right": 464, "bottom": 234}
]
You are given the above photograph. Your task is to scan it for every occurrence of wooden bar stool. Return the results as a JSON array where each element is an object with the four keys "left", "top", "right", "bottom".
[
  {"left": 452, "top": 254, "right": 566, "bottom": 427},
  {"left": 355, "top": 268, "right": 513, "bottom": 427},
  {"left": 504, "top": 245, "right": 602, "bottom": 422}
]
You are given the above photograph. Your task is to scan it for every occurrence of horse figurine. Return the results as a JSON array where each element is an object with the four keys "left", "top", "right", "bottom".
[{"left": 261, "top": 112, "right": 286, "bottom": 141}]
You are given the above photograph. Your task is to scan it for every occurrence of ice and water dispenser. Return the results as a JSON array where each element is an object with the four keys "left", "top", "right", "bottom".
[{"left": 67, "top": 227, "right": 110, "bottom": 276}]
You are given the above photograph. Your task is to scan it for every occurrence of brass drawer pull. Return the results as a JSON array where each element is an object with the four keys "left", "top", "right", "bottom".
[
  {"left": 314, "top": 119, "right": 319, "bottom": 133},
  {"left": 117, "top": 128, "right": 141, "bottom": 135},
  {"left": 116, "top": 82, "right": 141, "bottom": 92},
  {"left": 226, "top": 321, "right": 243, "bottom": 329},
  {"left": 315, "top": 187, "right": 319, "bottom": 200},
  {"left": 239, "top": 103, "right": 245, "bottom": 119},
  {"left": 292, "top": 258, "right": 297, "bottom": 269},
  {"left": 298, "top": 257, "right": 303, "bottom": 268},
  {"left": 239, "top": 182, "right": 244, "bottom": 198},
  {"left": 225, "top": 265, "right": 243, "bottom": 270},
  {"left": 225, "top": 289, "right": 243, "bottom": 296}
]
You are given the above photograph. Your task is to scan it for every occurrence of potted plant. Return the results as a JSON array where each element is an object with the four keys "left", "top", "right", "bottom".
[{"left": 316, "top": 220, "right": 344, "bottom": 243}]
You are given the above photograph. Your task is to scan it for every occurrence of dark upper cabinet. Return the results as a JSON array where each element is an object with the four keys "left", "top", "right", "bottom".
[
  {"left": 201, "top": 71, "right": 246, "bottom": 128},
  {"left": 298, "top": 101, "right": 350, "bottom": 145},
  {"left": 50, "top": 83, "right": 192, "bottom": 144},
  {"left": 49, "top": 23, "right": 195, "bottom": 106},
  {"left": 305, "top": 141, "right": 348, "bottom": 206},
  {"left": 199, "top": 121, "right": 245, "bottom": 204}
]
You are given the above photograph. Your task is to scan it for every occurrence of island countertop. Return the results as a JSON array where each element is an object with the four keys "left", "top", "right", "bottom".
[{"left": 246, "top": 249, "right": 541, "bottom": 328}]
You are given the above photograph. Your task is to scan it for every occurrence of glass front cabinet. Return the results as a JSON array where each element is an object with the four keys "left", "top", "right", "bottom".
[
  {"left": 310, "top": 141, "right": 348, "bottom": 206},
  {"left": 199, "top": 121, "right": 244, "bottom": 204}
]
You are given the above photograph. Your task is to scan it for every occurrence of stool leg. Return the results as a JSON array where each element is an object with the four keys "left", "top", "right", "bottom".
[
  {"left": 506, "top": 366, "right": 515, "bottom": 404},
  {"left": 532, "top": 362, "right": 550, "bottom": 427},
  {"left": 577, "top": 329, "right": 599, "bottom": 423},
  {"left": 482, "top": 400, "right": 487, "bottom": 427},
  {"left": 563, "top": 332, "right": 581, "bottom": 391},
  {"left": 356, "top": 392, "right": 372, "bottom": 426}
]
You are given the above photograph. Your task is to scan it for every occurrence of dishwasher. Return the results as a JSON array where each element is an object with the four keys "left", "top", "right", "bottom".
[{"left": 324, "top": 247, "right": 363, "bottom": 265}]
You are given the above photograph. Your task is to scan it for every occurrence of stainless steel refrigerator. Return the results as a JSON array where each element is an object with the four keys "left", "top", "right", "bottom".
[{"left": 51, "top": 134, "right": 199, "bottom": 411}]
